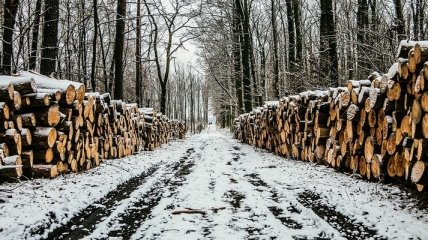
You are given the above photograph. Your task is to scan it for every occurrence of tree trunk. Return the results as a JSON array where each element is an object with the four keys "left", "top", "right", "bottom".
[
  {"left": 90, "top": 0, "right": 99, "bottom": 91},
  {"left": 40, "top": 0, "right": 59, "bottom": 76},
  {"left": 249, "top": 35, "right": 260, "bottom": 107},
  {"left": 319, "top": 0, "right": 339, "bottom": 87},
  {"left": 293, "top": 0, "right": 302, "bottom": 64},
  {"left": 271, "top": 0, "right": 280, "bottom": 99},
  {"left": 29, "top": 0, "right": 41, "bottom": 70},
  {"left": 135, "top": 0, "right": 142, "bottom": 106},
  {"left": 417, "top": 0, "right": 424, "bottom": 39},
  {"left": 160, "top": 81, "right": 167, "bottom": 115},
  {"left": 233, "top": 0, "right": 243, "bottom": 114},
  {"left": 2, "top": 0, "right": 20, "bottom": 75},
  {"left": 80, "top": 0, "right": 88, "bottom": 87},
  {"left": 237, "top": 0, "right": 252, "bottom": 112},
  {"left": 113, "top": 0, "right": 126, "bottom": 99},
  {"left": 357, "top": 0, "right": 369, "bottom": 73},
  {"left": 393, "top": 0, "right": 406, "bottom": 41},
  {"left": 285, "top": 0, "right": 295, "bottom": 66}
]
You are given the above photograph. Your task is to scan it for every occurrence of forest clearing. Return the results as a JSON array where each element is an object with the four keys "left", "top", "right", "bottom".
[{"left": 1, "top": 0, "right": 428, "bottom": 239}]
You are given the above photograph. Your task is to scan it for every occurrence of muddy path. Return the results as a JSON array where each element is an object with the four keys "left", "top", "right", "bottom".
[
  {"left": 43, "top": 147, "right": 197, "bottom": 240},
  {"left": 7, "top": 132, "right": 425, "bottom": 240},
  {"left": 244, "top": 170, "right": 383, "bottom": 239}
]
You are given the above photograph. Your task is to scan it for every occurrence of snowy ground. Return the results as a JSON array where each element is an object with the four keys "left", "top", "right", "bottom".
[{"left": 0, "top": 130, "right": 427, "bottom": 240}]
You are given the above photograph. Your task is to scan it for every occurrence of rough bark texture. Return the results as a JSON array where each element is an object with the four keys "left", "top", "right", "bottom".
[
  {"left": 319, "top": 0, "right": 339, "bottom": 87},
  {"left": 2, "top": 0, "right": 20, "bottom": 74},
  {"left": 233, "top": 0, "right": 243, "bottom": 114},
  {"left": 393, "top": 0, "right": 406, "bottom": 41},
  {"left": 29, "top": 0, "right": 41, "bottom": 70},
  {"left": 90, "top": 0, "right": 99, "bottom": 91},
  {"left": 271, "top": 0, "right": 280, "bottom": 99},
  {"left": 113, "top": 0, "right": 126, "bottom": 100},
  {"left": 40, "top": 0, "right": 59, "bottom": 76}
]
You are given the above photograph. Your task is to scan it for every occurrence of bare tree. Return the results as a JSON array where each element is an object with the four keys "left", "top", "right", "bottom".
[
  {"left": 113, "top": 0, "right": 126, "bottom": 99},
  {"left": 2, "top": 0, "right": 20, "bottom": 74},
  {"left": 144, "top": 0, "right": 200, "bottom": 114},
  {"left": 319, "top": 0, "right": 338, "bottom": 87},
  {"left": 136, "top": 0, "right": 143, "bottom": 106},
  {"left": 40, "top": 0, "right": 59, "bottom": 76},
  {"left": 90, "top": 0, "right": 99, "bottom": 91},
  {"left": 271, "top": 0, "right": 280, "bottom": 98},
  {"left": 29, "top": 0, "right": 41, "bottom": 70}
]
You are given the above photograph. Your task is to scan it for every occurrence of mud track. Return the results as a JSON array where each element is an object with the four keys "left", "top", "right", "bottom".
[{"left": 43, "top": 148, "right": 196, "bottom": 240}]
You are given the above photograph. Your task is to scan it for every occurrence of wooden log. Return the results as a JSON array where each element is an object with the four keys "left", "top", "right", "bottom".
[
  {"left": 421, "top": 91, "right": 428, "bottom": 112},
  {"left": 416, "top": 139, "right": 428, "bottom": 161},
  {"left": 0, "top": 129, "right": 19, "bottom": 145},
  {"left": 32, "top": 164, "right": 58, "bottom": 178},
  {"left": 13, "top": 115, "right": 23, "bottom": 130},
  {"left": 34, "top": 105, "right": 61, "bottom": 127},
  {"left": 0, "top": 82, "right": 14, "bottom": 101},
  {"left": 0, "top": 155, "right": 23, "bottom": 178},
  {"left": 371, "top": 154, "right": 383, "bottom": 179},
  {"left": 367, "top": 109, "right": 377, "bottom": 128},
  {"left": 21, "top": 150, "right": 34, "bottom": 177},
  {"left": 408, "top": 48, "right": 419, "bottom": 73},
  {"left": 364, "top": 136, "right": 375, "bottom": 162},
  {"left": 21, "top": 150, "right": 33, "bottom": 167},
  {"left": 411, "top": 99, "right": 423, "bottom": 125},
  {"left": 18, "top": 113, "right": 37, "bottom": 127},
  {"left": 397, "top": 58, "right": 409, "bottom": 79},
  {"left": 32, "top": 127, "right": 57, "bottom": 148},
  {"left": 0, "top": 102, "right": 10, "bottom": 120},
  {"left": 21, "top": 93, "right": 51, "bottom": 107},
  {"left": 10, "top": 91, "right": 22, "bottom": 111},
  {"left": 359, "top": 156, "right": 367, "bottom": 177},
  {"left": 346, "top": 104, "right": 360, "bottom": 121},
  {"left": 397, "top": 41, "right": 428, "bottom": 60},
  {"left": 20, "top": 128, "right": 32, "bottom": 146},
  {"left": 8, "top": 76, "right": 37, "bottom": 95},
  {"left": 423, "top": 113, "right": 428, "bottom": 138},
  {"left": 0, "top": 143, "right": 10, "bottom": 157},
  {"left": 387, "top": 154, "right": 398, "bottom": 177},
  {"left": 20, "top": 71, "right": 77, "bottom": 105},
  {"left": 411, "top": 161, "right": 428, "bottom": 184}
]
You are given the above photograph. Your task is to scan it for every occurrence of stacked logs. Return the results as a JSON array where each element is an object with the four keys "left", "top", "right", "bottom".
[
  {"left": 234, "top": 40, "right": 428, "bottom": 192},
  {"left": 0, "top": 71, "right": 186, "bottom": 180}
]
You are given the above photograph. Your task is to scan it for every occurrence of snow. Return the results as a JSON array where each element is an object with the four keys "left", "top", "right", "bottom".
[
  {"left": 1, "top": 130, "right": 427, "bottom": 239},
  {"left": 0, "top": 140, "right": 188, "bottom": 239}
]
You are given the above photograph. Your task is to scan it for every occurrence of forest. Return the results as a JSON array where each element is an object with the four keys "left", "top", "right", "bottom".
[{"left": 0, "top": 0, "right": 427, "bottom": 129}]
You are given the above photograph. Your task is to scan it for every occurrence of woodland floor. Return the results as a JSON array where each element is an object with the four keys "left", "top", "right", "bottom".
[{"left": 0, "top": 130, "right": 428, "bottom": 240}]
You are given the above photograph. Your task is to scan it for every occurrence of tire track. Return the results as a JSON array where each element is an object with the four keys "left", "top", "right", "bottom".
[
  {"left": 41, "top": 163, "right": 162, "bottom": 240},
  {"left": 297, "top": 190, "right": 385, "bottom": 240},
  {"left": 106, "top": 147, "right": 196, "bottom": 239},
  {"left": 245, "top": 173, "right": 303, "bottom": 231}
]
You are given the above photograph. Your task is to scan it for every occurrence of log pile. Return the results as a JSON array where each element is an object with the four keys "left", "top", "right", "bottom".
[
  {"left": 234, "top": 40, "right": 428, "bottom": 192},
  {"left": 0, "top": 71, "right": 186, "bottom": 180}
]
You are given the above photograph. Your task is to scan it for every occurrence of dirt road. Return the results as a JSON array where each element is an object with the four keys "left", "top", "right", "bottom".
[{"left": 1, "top": 131, "right": 427, "bottom": 239}]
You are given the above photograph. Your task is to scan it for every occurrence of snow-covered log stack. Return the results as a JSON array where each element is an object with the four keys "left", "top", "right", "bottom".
[
  {"left": 234, "top": 40, "right": 428, "bottom": 192},
  {"left": 0, "top": 71, "right": 186, "bottom": 181}
]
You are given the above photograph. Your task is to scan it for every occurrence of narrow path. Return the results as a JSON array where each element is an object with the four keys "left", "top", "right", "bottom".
[{"left": 1, "top": 131, "right": 427, "bottom": 239}]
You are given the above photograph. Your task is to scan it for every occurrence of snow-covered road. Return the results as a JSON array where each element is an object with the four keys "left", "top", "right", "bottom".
[{"left": 1, "top": 130, "right": 427, "bottom": 239}]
